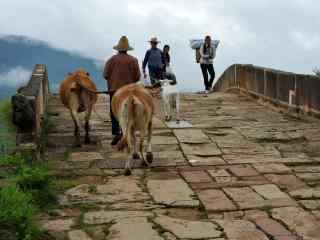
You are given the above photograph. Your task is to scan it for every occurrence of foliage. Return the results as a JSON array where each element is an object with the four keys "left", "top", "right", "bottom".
[
  {"left": 0, "top": 99, "right": 16, "bottom": 134},
  {"left": 0, "top": 99, "right": 16, "bottom": 156},
  {"left": 39, "top": 112, "right": 54, "bottom": 153},
  {"left": 314, "top": 68, "right": 320, "bottom": 78},
  {"left": 15, "top": 165, "right": 57, "bottom": 208},
  {"left": 0, "top": 185, "right": 39, "bottom": 240},
  {"left": 0, "top": 152, "right": 22, "bottom": 167}
]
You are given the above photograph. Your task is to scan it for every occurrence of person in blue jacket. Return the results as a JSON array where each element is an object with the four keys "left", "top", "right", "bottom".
[{"left": 142, "top": 37, "right": 166, "bottom": 85}]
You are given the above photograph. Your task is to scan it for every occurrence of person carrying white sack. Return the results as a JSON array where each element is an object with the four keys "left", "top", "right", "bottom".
[
  {"left": 163, "top": 44, "right": 177, "bottom": 85},
  {"left": 199, "top": 35, "right": 216, "bottom": 93}
]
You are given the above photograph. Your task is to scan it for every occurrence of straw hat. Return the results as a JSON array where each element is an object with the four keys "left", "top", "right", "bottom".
[
  {"left": 113, "top": 36, "right": 134, "bottom": 51},
  {"left": 149, "top": 37, "right": 160, "bottom": 43}
]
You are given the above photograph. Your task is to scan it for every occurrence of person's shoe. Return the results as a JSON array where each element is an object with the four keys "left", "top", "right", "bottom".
[{"left": 111, "top": 135, "right": 122, "bottom": 146}]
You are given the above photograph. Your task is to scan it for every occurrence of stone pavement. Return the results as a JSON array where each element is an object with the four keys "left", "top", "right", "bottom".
[{"left": 40, "top": 92, "right": 320, "bottom": 240}]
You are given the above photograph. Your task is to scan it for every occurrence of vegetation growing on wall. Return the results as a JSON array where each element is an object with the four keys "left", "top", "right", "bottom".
[
  {"left": 0, "top": 99, "right": 16, "bottom": 156},
  {"left": 0, "top": 100, "right": 57, "bottom": 240}
]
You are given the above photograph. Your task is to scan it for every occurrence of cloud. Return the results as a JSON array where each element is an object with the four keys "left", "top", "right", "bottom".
[
  {"left": 291, "top": 30, "right": 320, "bottom": 51},
  {"left": 0, "top": 0, "right": 319, "bottom": 91},
  {"left": 0, "top": 67, "right": 31, "bottom": 88}
]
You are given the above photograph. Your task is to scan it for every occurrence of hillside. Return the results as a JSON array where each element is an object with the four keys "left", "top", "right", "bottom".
[{"left": 0, "top": 35, "right": 105, "bottom": 98}]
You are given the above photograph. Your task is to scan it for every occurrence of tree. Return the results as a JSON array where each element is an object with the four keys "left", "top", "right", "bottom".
[{"left": 314, "top": 68, "right": 320, "bottom": 77}]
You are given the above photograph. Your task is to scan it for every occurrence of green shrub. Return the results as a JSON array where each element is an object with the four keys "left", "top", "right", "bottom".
[
  {"left": 0, "top": 99, "right": 16, "bottom": 134},
  {"left": 0, "top": 152, "right": 25, "bottom": 167},
  {"left": 15, "top": 166, "right": 56, "bottom": 208},
  {"left": 0, "top": 185, "right": 39, "bottom": 240},
  {"left": 0, "top": 99, "right": 16, "bottom": 157}
]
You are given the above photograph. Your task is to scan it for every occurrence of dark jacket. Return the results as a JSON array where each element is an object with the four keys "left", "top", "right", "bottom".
[{"left": 142, "top": 48, "right": 166, "bottom": 72}]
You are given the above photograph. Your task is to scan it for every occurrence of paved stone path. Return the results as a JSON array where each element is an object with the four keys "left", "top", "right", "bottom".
[{"left": 40, "top": 92, "right": 320, "bottom": 240}]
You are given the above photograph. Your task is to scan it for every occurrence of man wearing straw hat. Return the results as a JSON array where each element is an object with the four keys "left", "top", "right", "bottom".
[
  {"left": 142, "top": 37, "right": 166, "bottom": 85},
  {"left": 103, "top": 36, "right": 141, "bottom": 145}
]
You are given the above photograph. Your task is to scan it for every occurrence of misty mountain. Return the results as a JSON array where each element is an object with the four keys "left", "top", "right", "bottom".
[{"left": 0, "top": 35, "right": 105, "bottom": 99}]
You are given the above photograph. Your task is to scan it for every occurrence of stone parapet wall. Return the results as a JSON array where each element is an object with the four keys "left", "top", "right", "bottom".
[
  {"left": 214, "top": 64, "right": 320, "bottom": 117},
  {"left": 12, "top": 64, "right": 49, "bottom": 157}
]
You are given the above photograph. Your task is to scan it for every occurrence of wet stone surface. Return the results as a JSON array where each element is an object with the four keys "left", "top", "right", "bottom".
[{"left": 40, "top": 92, "right": 320, "bottom": 239}]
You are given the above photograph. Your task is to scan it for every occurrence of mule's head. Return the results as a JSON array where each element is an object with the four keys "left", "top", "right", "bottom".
[{"left": 159, "top": 79, "right": 176, "bottom": 87}]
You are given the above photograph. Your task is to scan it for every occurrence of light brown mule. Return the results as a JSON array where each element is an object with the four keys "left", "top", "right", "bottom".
[
  {"left": 111, "top": 83, "right": 154, "bottom": 176},
  {"left": 59, "top": 69, "right": 98, "bottom": 146}
]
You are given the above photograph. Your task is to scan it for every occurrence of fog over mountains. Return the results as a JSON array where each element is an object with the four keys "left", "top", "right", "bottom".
[{"left": 0, "top": 35, "right": 104, "bottom": 99}]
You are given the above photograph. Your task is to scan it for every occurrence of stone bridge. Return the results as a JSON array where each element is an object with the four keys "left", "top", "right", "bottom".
[{"left": 16, "top": 64, "right": 320, "bottom": 240}]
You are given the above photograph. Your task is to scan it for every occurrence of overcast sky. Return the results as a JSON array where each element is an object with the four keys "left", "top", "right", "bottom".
[{"left": 0, "top": 0, "right": 319, "bottom": 91}]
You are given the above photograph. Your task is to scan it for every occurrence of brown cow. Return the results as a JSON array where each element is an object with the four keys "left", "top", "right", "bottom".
[
  {"left": 59, "top": 69, "right": 98, "bottom": 146},
  {"left": 112, "top": 83, "right": 154, "bottom": 176}
]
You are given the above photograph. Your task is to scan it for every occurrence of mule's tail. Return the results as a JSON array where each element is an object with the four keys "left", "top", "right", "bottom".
[{"left": 117, "top": 94, "right": 135, "bottom": 151}]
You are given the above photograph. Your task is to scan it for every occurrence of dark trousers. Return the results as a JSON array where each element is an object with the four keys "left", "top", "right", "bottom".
[
  {"left": 148, "top": 66, "right": 164, "bottom": 85},
  {"left": 109, "top": 93, "right": 121, "bottom": 136},
  {"left": 200, "top": 64, "right": 215, "bottom": 90}
]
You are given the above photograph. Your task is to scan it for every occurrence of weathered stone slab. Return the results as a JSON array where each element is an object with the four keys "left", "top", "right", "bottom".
[
  {"left": 165, "top": 120, "right": 193, "bottom": 129},
  {"left": 109, "top": 202, "right": 163, "bottom": 211},
  {"left": 96, "top": 177, "right": 150, "bottom": 202},
  {"left": 253, "top": 163, "right": 291, "bottom": 174},
  {"left": 152, "top": 150, "right": 185, "bottom": 161},
  {"left": 254, "top": 217, "right": 292, "bottom": 238},
  {"left": 224, "top": 156, "right": 312, "bottom": 164},
  {"left": 289, "top": 188, "right": 320, "bottom": 199},
  {"left": 187, "top": 155, "right": 226, "bottom": 166},
  {"left": 147, "top": 179, "right": 199, "bottom": 207},
  {"left": 151, "top": 136, "right": 178, "bottom": 145},
  {"left": 197, "top": 189, "right": 237, "bottom": 211},
  {"left": 229, "top": 165, "right": 259, "bottom": 177},
  {"left": 173, "top": 129, "right": 210, "bottom": 144},
  {"left": 180, "top": 170, "right": 212, "bottom": 183},
  {"left": 208, "top": 169, "right": 230, "bottom": 178},
  {"left": 68, "top": 230, "right": 92, "bottom": 240},
  {"left": 252, "top": 184, "right": 292, "bottom": 200},
  {"left": 299, "top": 200, "right": 320, "bottom": 210},
  {"left": 214, "top": 220, "right": 269, "bottom": 240},
  {"left": 154, "top": 215, "right": 222, "bottom": 239},
  {"left": 68, "top": 152, "right": 104, "bottom": 169},
  {"left": 272, "top": 207, "right": 320, "bottom": 240},
  {"left": 69, "top": 152, "right": 103, "bottom": 162},
  {"left": 293, "top": 165, "right": 320, "bottom": 173},
  {"left": 296, "top": 173, "right": 320, "bottom": 181},
  {"left": 41, "top": 218, "right": 75, "bottom": 232},
  {"left": 224, "top": 185, "right": 297, "bottom": 210},
  {"left": 265, "top": 174, "right": 307, "bottom": 191},
  {"left": 181, "top": 143, "right": 222, "bottom": 156},
  {"left": 62, "top": 177, "right": 149, "bottom": 205},
  {"left": 244, "top": 210, "right": 269, "bottom": 220},
  {"left": 223, "top": 187, "right": 264, "bottom": 209},
  {"left": 221, "top": 145, "right": 279, "bottom": 156},
  {"left": 107, "top": 217, "right": 163, "bottom": 240},
  {"left": 84, "top": 211, "right": 152, "bottom": 225}
]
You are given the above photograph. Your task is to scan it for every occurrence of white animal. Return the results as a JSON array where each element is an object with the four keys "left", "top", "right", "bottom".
[{"left": 159, "top": 79, "right": 180, "bottom": 123}]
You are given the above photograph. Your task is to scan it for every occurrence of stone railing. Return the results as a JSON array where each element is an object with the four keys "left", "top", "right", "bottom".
[
  {"left": 11, "top": 64, "right": 49, "bottom": 156},
  {"left": 213, "top": 64, "right": 320, "bottom": 117}
]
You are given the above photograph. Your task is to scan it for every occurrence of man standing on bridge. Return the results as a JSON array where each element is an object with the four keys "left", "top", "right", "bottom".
[
  {"left": 142, "top": 37, "right": 166, "bottom": 85},
  {"left": 103, "top": 36, "right": 141, "bottom": 145}
]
